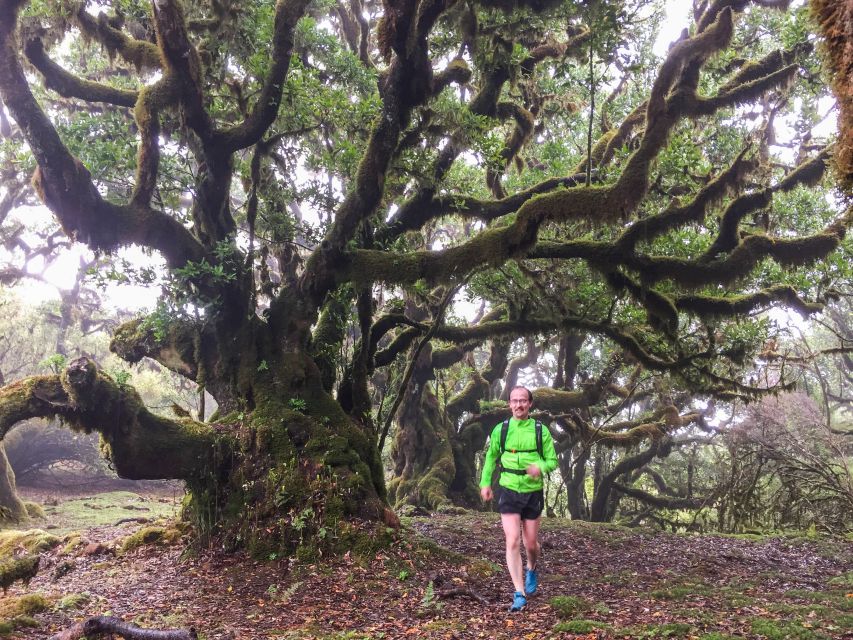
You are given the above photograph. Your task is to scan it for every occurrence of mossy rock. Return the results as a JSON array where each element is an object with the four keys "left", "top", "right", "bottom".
[
  {"left": 119, "top": 526, "right": 182, "bottom": 554},
  {"left": 0, "top": 593, "right": 50, "bottom": 619},
  {"left": 0, "top": 530, "right": 60, "bottom": 556},
  {"left": 56, "top": 592, "right": 90, "bottom": 610},
  {"left": 0, "top": 556, "right": 39, "bottom": 593},
  {"left": 60, "top": 534, "right": 87, "bottom": 556},
  {"left": 23, "top": 503, "right": 45, "bottom": 520}
]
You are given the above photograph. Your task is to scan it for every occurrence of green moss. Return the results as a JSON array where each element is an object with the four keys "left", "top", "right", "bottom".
[
  {"left": 0, "top": 530, "right": 60, "bottom": 556},
  {"left": 61, "top": 534, "right": 84, "bottom": 555},
  {"left": 650, "top": 582, "right": 712, "bottom": 600},
  {"left": 466, "top": 558, "right": 501, "bottom": 578},
  {"left": 615, "top": 622, "right": 694, "bottom": 638},
  {"left": 749, "top": 618, "right": 830, "bottom": 640},
  {"left": 23, "top": 503, "right": 44, "bottom": 520},
  {"left": 554, "top": 619, "right": 609, "bottom": 633},
  {"left": 0, "top": 593, "right": 49, "bottom": 618},
  {"left": 119, "top": 526, "right": 181, "bottom": 554},
  {"left": 828, "top": 572, "right": 853, "bottom": 587},
  {"left": 549, "top": 594, "right": 591, "bottom": 618},
  {"left": 0, "top": 556, "right": 39, "bottom": 593},
  {"left": 56, "top": 592, "right": 90, "bottom": 610}
]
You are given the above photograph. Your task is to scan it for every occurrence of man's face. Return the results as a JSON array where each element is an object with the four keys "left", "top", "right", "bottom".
[{"left": 509, "top": 388, "right": 532, "bottom": 420}]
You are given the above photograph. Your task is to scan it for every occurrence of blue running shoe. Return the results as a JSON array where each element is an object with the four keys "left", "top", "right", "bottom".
[
  {"left": 509, "top": 591, "right": 527, "bottom": 612},
  {"left": 525, "top": 568, "right": 538, "bottom": 596}
]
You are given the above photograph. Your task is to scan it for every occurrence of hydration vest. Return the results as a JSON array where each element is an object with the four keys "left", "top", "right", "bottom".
[{"left": 498, "top": 418, "right": 544, "bottom": 475}]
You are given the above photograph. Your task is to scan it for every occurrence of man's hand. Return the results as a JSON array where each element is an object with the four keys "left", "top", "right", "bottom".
[
  {"left": 480, "top": 486, "right": 493, "bottom": 501},
  {"left": 527, "top": 464, "right": 541, "bottom": 478}
]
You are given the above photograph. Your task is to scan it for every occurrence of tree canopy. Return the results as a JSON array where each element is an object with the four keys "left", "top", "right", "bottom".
[{"left": 0, "top": 0, "right": 851, "bottom": 549}]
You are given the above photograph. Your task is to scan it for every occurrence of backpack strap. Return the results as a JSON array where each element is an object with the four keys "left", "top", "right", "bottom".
[
  {"left": 535, "top": 420, "right": 543, "bottom": 459},
  {"left": 498, "top": 419, "right": 544, "bottom": 476}
]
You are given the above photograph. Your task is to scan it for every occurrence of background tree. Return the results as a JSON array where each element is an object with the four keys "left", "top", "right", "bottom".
[{"left": 0, "top": 0, "right": 849, "bottom": 553}]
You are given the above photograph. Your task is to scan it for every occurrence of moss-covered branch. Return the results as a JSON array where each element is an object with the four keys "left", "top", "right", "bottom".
[
  {"left": 110, "top": 318, "right": 201, "bottom": 381},
  {"left": 676, "top": 284, "right": 823, "bottom": 318},
  {"left": 74, "top": 8, "right": 161, "bottom": 70},
  {"left": 0, "top": 358, "right": 225, "bottom": 481},
  {"left": 615, "top": 148, "right": 756, "bottom": 252},
  {"left": 0, "top": 3, "right": 208, "bottom": 268},
  {"left": 24, "top": 38, "right": 138, "bottom": 107},
  {"left": 151, "top": 0, "right": 211, "bottom": 138},
  {"left": 299, "top": 1, "right": 452, "bottom": 308},
  {"left": 613, "top": 483, "right": 711, "bottom": 510},
  {"left": 628, "top": 209, "right": 850, "bottom": 287},
  {"left": 812, "top": 0, "right": 853, "bottom": 188},
  {"left": 216, "top": 0, "right": 311, "bottom": 152}
]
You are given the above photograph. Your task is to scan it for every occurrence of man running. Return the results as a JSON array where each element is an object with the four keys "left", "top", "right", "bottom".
[{"left": 480, "top": 385, "right": 558, "bottom": 612}]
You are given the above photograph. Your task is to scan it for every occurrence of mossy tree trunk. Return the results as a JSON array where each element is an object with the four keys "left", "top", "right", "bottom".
[
  {"left": 388, "top": 344, "right": 457, "bottom": 511},
  {"left": 0, "top": 314, "right": 391, "bottom": 556},
  {"left": 0, "top": 443, "right": 28, "bottom": 525}
]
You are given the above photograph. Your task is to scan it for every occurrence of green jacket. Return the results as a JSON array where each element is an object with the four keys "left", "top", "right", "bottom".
[{"left": 479, "top": 417, "right": 558, "bottom": 493}]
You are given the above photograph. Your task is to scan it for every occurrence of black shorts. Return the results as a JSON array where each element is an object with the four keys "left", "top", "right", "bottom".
[{"left": 497, "top": 487, "right": 544, "bottom": 520}]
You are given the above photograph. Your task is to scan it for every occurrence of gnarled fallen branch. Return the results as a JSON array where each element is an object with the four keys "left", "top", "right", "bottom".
[
  {"left": 437, "top": 587, "right": 490, "bottom": 606},
  {"left": 50, "top": 615, "right": 197, "bottom": 640}
]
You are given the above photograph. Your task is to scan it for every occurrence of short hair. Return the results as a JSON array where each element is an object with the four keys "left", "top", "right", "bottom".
[{"left": 510, "top": 385, "right": 533, "bottom": 402}]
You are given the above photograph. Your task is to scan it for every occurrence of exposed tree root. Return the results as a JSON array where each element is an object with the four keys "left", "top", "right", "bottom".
[
  {"left": 50, "top": 616, "right": 197, "bottom": 640},
  {"left": 437, "top": 587, "right": 490, "bottom": 605}
]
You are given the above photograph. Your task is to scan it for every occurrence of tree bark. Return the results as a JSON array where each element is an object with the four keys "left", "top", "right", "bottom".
[{"left": 50, "top": 616, "right": 197, "bottom": 640}]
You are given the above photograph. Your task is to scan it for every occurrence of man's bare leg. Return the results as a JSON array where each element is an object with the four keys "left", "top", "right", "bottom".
[
  {"left": 521, "top": 516, "right": 541, "bottom": 571},
  {"left": 500, "top": 513, "right": 525, "bottom": 594}
]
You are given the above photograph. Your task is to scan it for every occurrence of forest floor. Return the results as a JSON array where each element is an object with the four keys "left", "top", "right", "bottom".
[{"left": 1, "top": 485, "right": 851, "bottom": 639}]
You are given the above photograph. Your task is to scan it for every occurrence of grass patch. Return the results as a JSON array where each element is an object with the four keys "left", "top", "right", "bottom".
[
  {"left": 614, "top": 622, "right": 693, "bottom": 638},
  {"left": 549, "top": 595, "right": 591, "bottom": 618},
  {"left": 827, "top": 572, "right": 853, "bottom": 588},
  {"left": 37, "top": 491, "right": 179, "bottom": 535},
  {"left": 465, "top": 558, "right": 501, "bottom": 578},
  {"left": 749, "top": 618, "right": 830, "bottom": 640},
  {"left": 554, "top": 619, "right": 609, "bottom": 633},
  {"left": 698, "top": 634, "right": 745, "bottom": 640},
  {"left": 650, "top": 582, "right": 712, "bottom": 600}
]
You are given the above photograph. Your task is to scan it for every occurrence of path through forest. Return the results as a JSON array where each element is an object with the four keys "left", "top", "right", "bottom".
[{"left": 4, "top": 490, "right": 852, "bottom": 639}]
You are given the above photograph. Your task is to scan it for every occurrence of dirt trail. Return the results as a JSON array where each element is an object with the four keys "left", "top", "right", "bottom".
[{"left": 6, "top": 505, "right": 852, "bottom": 639}]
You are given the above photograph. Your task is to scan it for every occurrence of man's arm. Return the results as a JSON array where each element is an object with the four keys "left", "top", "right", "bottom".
[
  {"left": 479, "top": 424, "right": 501, "bottom": 500},
  {"left": 533, "top": 425, "right": 559, "bottom": 476}
]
